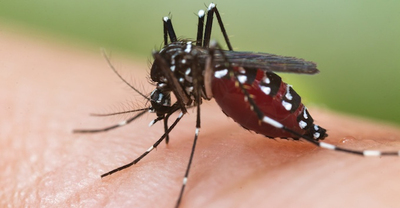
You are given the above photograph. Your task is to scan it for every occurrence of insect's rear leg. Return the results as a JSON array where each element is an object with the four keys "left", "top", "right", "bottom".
[{"left": 202, "top": 3, "right": 233, "bottom": 50}]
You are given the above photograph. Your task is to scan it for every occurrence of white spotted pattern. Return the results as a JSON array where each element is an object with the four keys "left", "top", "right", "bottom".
[
  {"left": 260, "top": 86, "right": 271, "bottom": 95},
  {"left": 299, "top": 120, "right": 307, "bottom": 129},
  {"left": 303, "top": 107, "right": 308, "bottom": 119},
  {"left": 237, "top": 75, "right": 247, "bottom": 84},
  {"left": 313, "top": 132, "right": 320, "bottom": 139},
  {"left": 285, "top": 85, "right": 293, "bottom": 100},
  {"left": 184, "top": 41, "right": 192, "bottom": 53},
  {"left": 214, "top": 69, "right": 228, "bottom": 78},
  {"left": 282, "top": 100, "right": 292, "bottom": 111}
]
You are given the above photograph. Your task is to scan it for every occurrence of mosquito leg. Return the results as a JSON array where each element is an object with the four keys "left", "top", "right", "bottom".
[
  {"left": 203, "top": 3, "right": 233, "bottom": 50},
  {"left": 175, "top": 55, "right": 203, "bottom": 208},
  {"left": 163, "top": 104, "right": 182, "bottom": 144},
  {"left": 196, "top": 9, "right": 205, "bottom": 46},
  {"left": 163, "top": 16, "right": 178, "bottom": 45},
  {"left": 101, "top": 112, "right": 185, "bottom": 178},
  {"left": 73, "top": 110, "right": 147, "bottom": 133}
]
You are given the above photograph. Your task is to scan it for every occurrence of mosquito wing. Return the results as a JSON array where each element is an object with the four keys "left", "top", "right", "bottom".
[{"left": 200, "top": 50, "right": 319, "bottom": 74}]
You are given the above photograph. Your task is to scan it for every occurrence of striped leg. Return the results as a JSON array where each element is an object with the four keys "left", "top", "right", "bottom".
[
  {"left": 202, "top": 3, "right": 233, "bottom": 50},
  {"left": 101, "top": 112, "right": 185, "bottom": 178},
  {"left": 175, "top": 54, "right": 203, "bottom": 208}
]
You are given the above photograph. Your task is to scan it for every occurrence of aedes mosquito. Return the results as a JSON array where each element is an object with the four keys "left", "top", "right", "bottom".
[{"left": 74, "top": 3, "right": 400, "bottom": 208}]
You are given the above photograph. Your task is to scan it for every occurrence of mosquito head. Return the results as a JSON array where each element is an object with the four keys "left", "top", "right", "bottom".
[{"left": 149, "top": 85, "right": 172, "bottom": 117}]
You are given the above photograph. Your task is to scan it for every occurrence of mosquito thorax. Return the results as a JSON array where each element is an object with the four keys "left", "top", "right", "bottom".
[{"left": 150, "top": 41, "right": 202, "bottom": 107}]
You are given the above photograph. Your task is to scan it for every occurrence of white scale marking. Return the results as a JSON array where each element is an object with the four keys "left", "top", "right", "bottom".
[
  {"left": 262, "top": 116, "right": 284, "bottom": 128},
  {"left": 303, "top": 107, "right": 308, "bottom": 119},
  {"left": 363, "top": 150, "right": 381, "bottom": 156},
  {"left": 237, "top": 75, "right": 247, "bottom": 84},
  {"left": 214, "top": 69, "right": 228, "bottom": 78},
  {"left": 170, "top": 65, "right": 175, "bottom": 72},
  {"left": 183, "top": 177, "right": 188, "bottom": 185},
  {"left": 185, "top": 86, "right": 193, "bottom": 94},
  {"left": 148, "top": 120, "right": 156, "bottom": 127},
  {"left": 118, "top": 120, "right": 127, "bottom": 126},
  {"left": 319, "top": 142, "right": 336, "bottom": 150},
  {"left": 299, "top": 120, "right": 307, "bottom": 129},
  {"left": 163, "top": 16, "right": 169, "bottom": 22},
  {"left": 147, "top": 146, "right": 154, "bottom": 152},
  {"left": 313, "top": 132, "right": 320, "bottom": 139},
  {"left": 195, "top": 128, "right": 200, "bottom": 136},
  {"left": 208, "top": 3, "right": 215, "bottom": 10},
  {"left": 285, "top": 85, "right": 293, "bottom": 100},
  {"left": 185, "top": 68, "right": 191, "bottom": 75},
  {"left": 260, "top": 86, "right": 271, "bottom": 95},
  {"left": 198, "top": 10, "right": 205, "bottom": 18},
  {"left": 282, "top": 100, "right": 292, "bottom": 111},
  {"left": 184, "top": 42, "right": 192, "bottom": 53}
]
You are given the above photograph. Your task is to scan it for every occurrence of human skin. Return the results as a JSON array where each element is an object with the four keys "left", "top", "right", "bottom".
[{"left": 1, "top": 31, "right": 400, "bottom": 208}]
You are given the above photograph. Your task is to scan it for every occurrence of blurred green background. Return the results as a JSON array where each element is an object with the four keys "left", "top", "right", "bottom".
[{"left": 0, "top": 0, "right": 399, "bottom": 125}]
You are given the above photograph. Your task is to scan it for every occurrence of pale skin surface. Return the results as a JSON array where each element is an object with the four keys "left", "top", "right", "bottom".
[{"left": 2, "top": 31, "right": 400, "bottom": 208}]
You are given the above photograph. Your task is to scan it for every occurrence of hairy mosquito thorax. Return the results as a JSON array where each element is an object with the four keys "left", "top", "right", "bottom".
[{"left": 151, "top": 41, "right": 205, "bottom": 108}]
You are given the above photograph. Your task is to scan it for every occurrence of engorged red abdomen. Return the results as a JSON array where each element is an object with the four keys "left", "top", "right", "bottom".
[{"left": 211, "top": 68, "right": 308, "bottom": 138}]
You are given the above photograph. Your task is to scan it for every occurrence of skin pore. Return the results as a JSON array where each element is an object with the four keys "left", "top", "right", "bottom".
[{"left": 2, "top": 31, "right": 400, "bottom": 208}]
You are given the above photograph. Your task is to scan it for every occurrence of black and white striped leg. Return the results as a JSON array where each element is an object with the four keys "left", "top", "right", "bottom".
[
  {"left": 175, "top": 115, "right": 200, "bottom": 208},
  {"left": 73, "top": 110, "right": 148, "bottom": 133},
  {"left": 196, "top": 9, "right": 205, "bottom": 47},
  {"left": 163, "top": 16, "right": 177, "bottom": 46},
  {"left": 202, "top": 3, "right": 233, "bottom": 50},
  {"left": 101, "top": 112, "right": 185, "bottom": 178},
  {"left": 175, "top": 55, "right": 203, "bottom": 208},
  {"left": 234, "top": 75, "right": 400, "bottom": 157},
  {"left": 163, "top": 105, "right": 183, "bottom": 144},
  {"left": 194, "top": 3, "right": 233, "bottom": 50}
]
